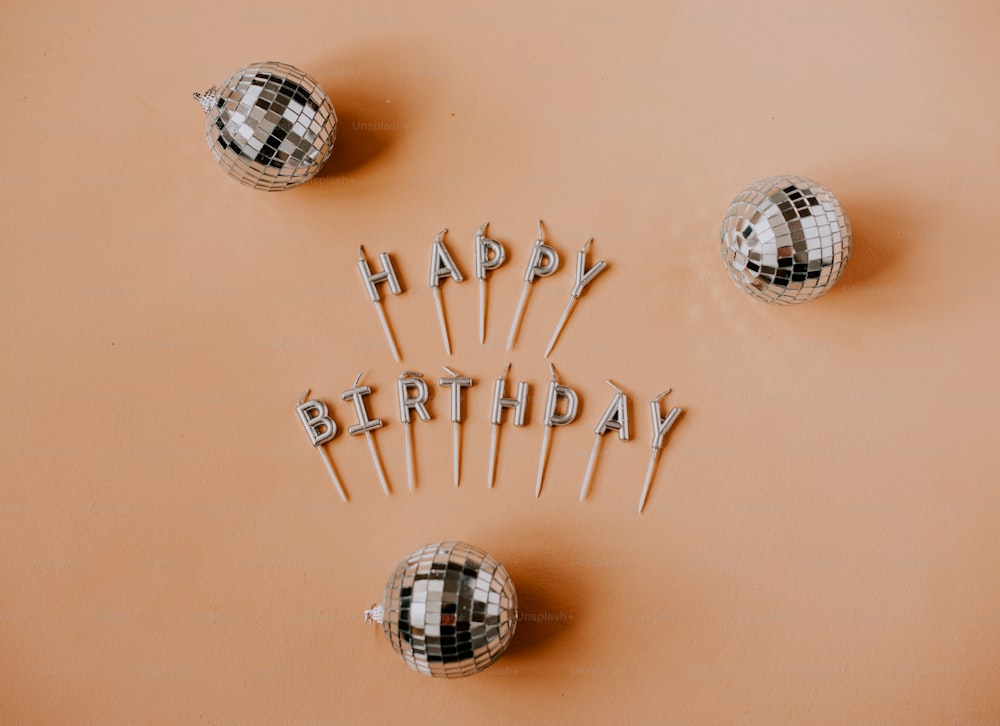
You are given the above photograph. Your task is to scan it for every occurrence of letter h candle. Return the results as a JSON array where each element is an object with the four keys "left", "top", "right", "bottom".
[{"left": 487, "top": 363, "right": 529, "bottom": 488}]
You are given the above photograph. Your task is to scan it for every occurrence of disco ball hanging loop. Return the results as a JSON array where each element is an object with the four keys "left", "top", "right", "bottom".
[
  {"left": 720, "top": 175, "right": 851, "bottom": 304},
  {"left": 366, "top": 541, "right": 518, "bottom": 678},
  {"left": 194, "top": 61, "right": 337, "bottom": 191}
]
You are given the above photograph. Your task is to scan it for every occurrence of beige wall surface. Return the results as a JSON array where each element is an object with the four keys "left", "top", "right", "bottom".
[{"left": 2, "top": 0, "right": 999, "bottom": 723}]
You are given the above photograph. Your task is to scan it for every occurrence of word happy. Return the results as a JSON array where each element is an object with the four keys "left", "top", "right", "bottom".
[{"left": 356, "top": 221, "right": 607, "bottom": 361}]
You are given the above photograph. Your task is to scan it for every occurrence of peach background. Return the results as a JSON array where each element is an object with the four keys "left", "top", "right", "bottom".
[{"left": 2, "top": 0, "right": 999, "bottom": 723}]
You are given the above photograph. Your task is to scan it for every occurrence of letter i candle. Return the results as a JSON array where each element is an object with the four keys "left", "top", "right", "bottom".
[{"left": 342, "top": 372, "right": 392, "bottom": 495}]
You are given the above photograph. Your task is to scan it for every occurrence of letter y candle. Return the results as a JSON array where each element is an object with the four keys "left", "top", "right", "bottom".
[{"left": 544, "top": 237, "right": 607, "bottom": 358}]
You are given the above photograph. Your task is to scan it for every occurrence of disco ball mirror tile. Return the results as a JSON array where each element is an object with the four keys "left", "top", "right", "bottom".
[
  {"left": 720, "top": 175, "right": 851, "bottom": 304},
  {"left": 195, "top": 61, "right": 337, "bottom": 191},
  {"left": 378, "top": 541, "right": 518, "bottom": 677}
]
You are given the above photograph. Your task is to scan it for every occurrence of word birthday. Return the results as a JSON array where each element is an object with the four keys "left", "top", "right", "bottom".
[
  {"left": 296, "top": 367, "right": 682, "bottom": 514},
  {"left": 357, "top": 220, "right": 608, "bottom": 360}
]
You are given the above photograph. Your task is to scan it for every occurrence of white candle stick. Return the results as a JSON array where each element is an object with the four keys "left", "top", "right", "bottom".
[
  {"left": 397, "top": 371, "right": 431, "bottom": 492},
  {"left": 432, "top": 287, "right": 450, "bottom": 356},
  {"left": 544, "top": 297, "right": 577, "bottom": 358},
  {"left": 316, "top": 447, "right": 347, "bottom": 502},
  {"left": 487, "top": 421, "right": 501, "bottom": 490},
  {"left": 357, "top": 245, "right": 403, "bottom": 362},
  {"left": 544, "top": 238, "right": 607, "bottom": 358},
  {"left": 578, "top": 379, "right": 631, "bottom": 502},
  {"left": 535, "top": 363, "right": 579, "bottom": 497},
  {"left": 638, "top": 388, "right": 683, "bottom": 513},
  {"left": 342, "top": 372, "right": 391, "bottom": 496},
  {"left": 365, "top": 432, "right": 391, "bottom": 496},
  {"left": 404, "top": 422, "right": 416, "bottom": 491},
  {"left": 638, "top": 447, "right": 662, "bottom": 514},
  {"left": 452, "top": 420, "right": 460, "bottom": 487},
  {"left": 295, "top": 390, "right": 348, "bottom": 502},
  {"left": 506, "top": 280, "right": 532, "bottom": 351},
  {"left": 374, "top": 303, "right": 401, "bottom": 362},
  {"left": 487, "top": 363, "right": 528, "bottom": 488},
  {"left": 478, "top": 278, "right": 487, "bottom": 345},
  {"left": 429, "top": 228, "right": 463, "bottom": 357},
  {"left": 536, "top": 425, "right": 553, "bottom": 498},
  {"left": 439, "top": 366, "right": 474, "bottom": 487},
  {"left": 506, "top": 220, "right": 559, "bottom": 351},
  {"left": 474, "top": 222, "right": 506, "bottom": 345},
  {"left": 579, "top": 434, "right": 603, "bottom": 502}
]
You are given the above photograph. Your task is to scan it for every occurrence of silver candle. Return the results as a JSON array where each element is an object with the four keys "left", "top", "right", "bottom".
[
  {"left": 506, "top": 220, "right": 560, "bottom": 351},
  {"left": 474, "top": 222, "right": 507, "bottom": 345},
  {"left": 428, "top": 228, "right": 464, "bottom": 356},
  {"left": 358, "top": 245, "right": 404, "bottom": 361},
  {"left": 487, "top": 363, "right": 529, "bottom": 488},
  {"left": 295, "top": 390, "right": 348, "bottom": 502},
  {"left": 535, "top": 364, "right": 580, "bottom": 497},
  {"left": 439, "top": 367, "right": 474, "bottom": 486},
  {"left": 638, "top": 388, "right": 683, "bottom": 514},
  {"left": 544, "top": 238, "right": 607, "bottom": 357},
  {"left": 397, "top": 372, "right": 432, "bottom": 491},
  {"left": 341, "top": 372, "right": 392, "bottom": 495},
  {"left": 579, "top": 380, "right": 631, "bottom": 502}
]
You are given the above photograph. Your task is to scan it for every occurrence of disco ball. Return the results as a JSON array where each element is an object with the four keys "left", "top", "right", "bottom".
[
  {"left": 366, "top": 541, "right": 518, "bottom": 678},
  {"left": 720, "top": 175, "right": 851, "bottom": 304},
  {"left": 193, "top": 61, "right": 337, "bottom": 191}
]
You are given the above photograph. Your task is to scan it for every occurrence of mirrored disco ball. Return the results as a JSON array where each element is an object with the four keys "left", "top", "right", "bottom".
[
  {"left": 720, "top": 175, "right": 851, "bottom": 304},
  {"left": 194, "top": 61, "right": 337, "bottom": 191},
  {"left": 369, "top": 541, "right": 518, "bottom": 678}
]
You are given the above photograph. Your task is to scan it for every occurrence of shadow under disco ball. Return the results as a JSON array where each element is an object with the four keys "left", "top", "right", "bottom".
[
  {"left": 193, "top": 61, "right": 337, "bottom": 191},
  {"left": 720, "top": 175, "right": 851, "bottom": 304},
  {"left": 365, "top": 541, "right": 518, "bottom": 678}
]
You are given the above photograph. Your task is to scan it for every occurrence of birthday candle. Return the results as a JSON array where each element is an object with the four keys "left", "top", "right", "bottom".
[
  {"left": 535, "top": 364, "right": 579, "bottom": 497},
  {"left": 638, "top": 388, "right": 682, "bottom": 513},
  {"left": 357, "top": 245, "right": 404, "bottom": 362},
  {"left": 579, "top": 380, "right": 631, "bottom": 502},
  {"left": 295, "top": 390, "right": 348, "bottom": 502},
  {"left": 397, "top": 371, "right": 432, "bottom": 491},
  {"left": 487, "top": 363, "right": 529, "bottom": 488},
  {"left": 506, "top": 220, "right": 559, "bottom": 351},
  {"left": 474, "top": 222, "right": 507, "bottom": 345},
  {"left": 341, "top": 372, "right": 392, "bottom": 495},
  {"left": 428, "top": 228, "right": 464, "bottom": 356},
  {"left": 544, "top": 238, "right": 608, "bottom": 358},
  {"left": 439, "top": 366, "right": 474, "bottom": 486}
]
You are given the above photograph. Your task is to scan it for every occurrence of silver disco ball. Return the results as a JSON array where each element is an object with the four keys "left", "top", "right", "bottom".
[
  {"left": 367, "top": 541, "right": 518, "bottom": 678},
  {"left": 194, "top": 61, "right": 337, "bottom": 191},
  {"left": 720, "top": 175, "right": 851, "bottom": 304}
]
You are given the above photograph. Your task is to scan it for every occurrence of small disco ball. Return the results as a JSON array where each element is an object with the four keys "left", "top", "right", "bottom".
[
  {"left": 720, "top": 175, "right": 851, "bottom": 304},
  {"left": 193, "top": 61, "right": 337, "bottom": 191},
  {"left": 366, "top": 541, "right": 518, "bottom": 678}
]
